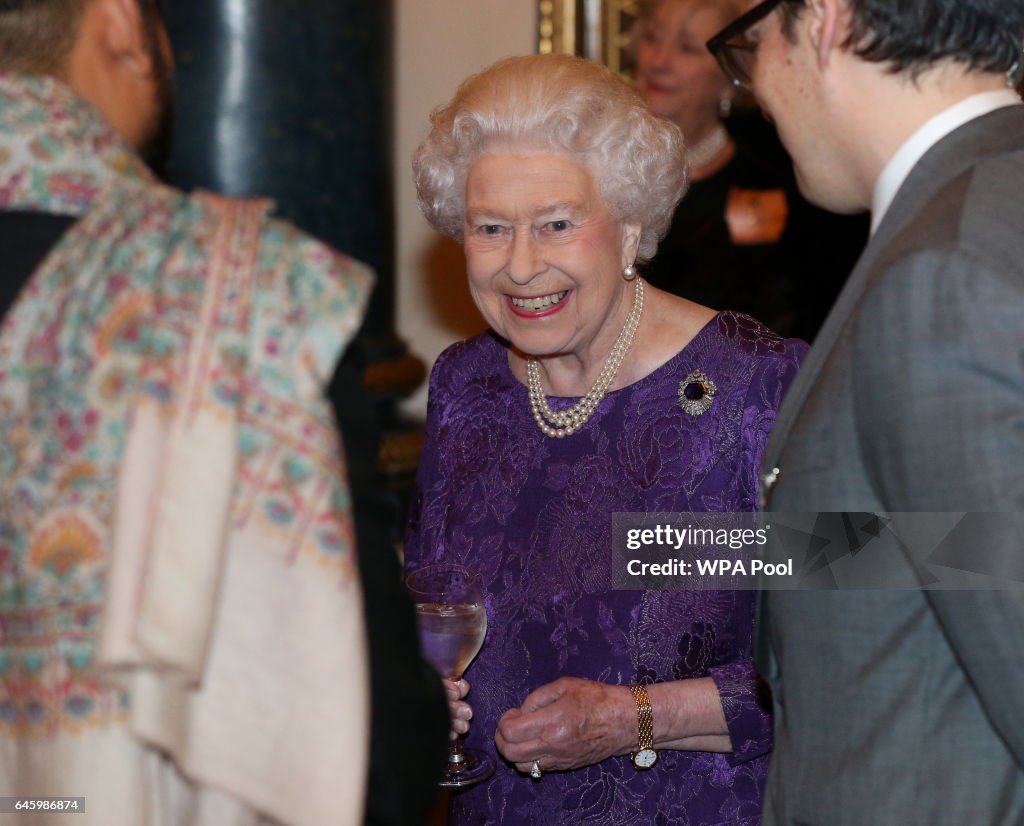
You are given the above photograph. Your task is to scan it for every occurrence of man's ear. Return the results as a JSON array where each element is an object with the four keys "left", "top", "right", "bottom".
[
  {"left": 806, "top": 0, "right": 846, "bottom": 72},
  {"left": 89, "top": 0, "right": 155, "bottom": 79},
  {"left": 65, "top": 0, "right": 164, "bottom": 149}
]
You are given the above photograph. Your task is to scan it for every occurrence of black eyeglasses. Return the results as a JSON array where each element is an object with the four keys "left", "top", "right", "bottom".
[{"left": 706, "top": 0, "right": 791, "bottom": 92}]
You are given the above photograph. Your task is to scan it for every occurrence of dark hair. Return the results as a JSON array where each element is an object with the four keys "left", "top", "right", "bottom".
[
  {"left": 0, "top": 0, "right": 164, "bottom": 75},
  {"left": 137, "top": 0, "right": 165, "bottom": 64},
  {"left": 0, "top": 0, "right": 86, "bottom": 74},
  {"left": 780, "top": 0, "right": 1024, "bottom": 77}
]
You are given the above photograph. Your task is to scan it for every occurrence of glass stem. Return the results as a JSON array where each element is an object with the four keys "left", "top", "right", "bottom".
[{"left": 448, "top": 738, "right": 466, "bottom": 766}]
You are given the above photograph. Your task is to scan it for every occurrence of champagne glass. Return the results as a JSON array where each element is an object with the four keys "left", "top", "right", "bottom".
[{"left": 407, "top": 563, "right": 495, "bottom": 788}]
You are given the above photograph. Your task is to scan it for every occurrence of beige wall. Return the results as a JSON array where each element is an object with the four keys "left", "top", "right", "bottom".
[{"left": 394, "top": 2, "right": 537, "bottom": 418}]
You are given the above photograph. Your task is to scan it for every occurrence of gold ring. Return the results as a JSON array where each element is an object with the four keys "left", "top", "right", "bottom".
[{"left": 529, "top": 759, "right": 542, "bottom": 779}]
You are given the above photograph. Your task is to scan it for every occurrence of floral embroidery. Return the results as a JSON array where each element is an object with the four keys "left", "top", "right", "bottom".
[
  {"left": 28, "top": 511, "right": 103, "bottom": 579},
  {"left": 406, "top": 317, "right": 807, "bottom": 825},
  {"left": 0, "top": 72, "right": 370, "bottom": 735},
  {"left": 94, "top": 293, "right": 151, "bottom": 357}
]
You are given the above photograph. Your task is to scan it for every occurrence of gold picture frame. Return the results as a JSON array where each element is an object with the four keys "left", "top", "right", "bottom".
[{"left": 538, "top": 0, "right": 640, "bottom": 76}]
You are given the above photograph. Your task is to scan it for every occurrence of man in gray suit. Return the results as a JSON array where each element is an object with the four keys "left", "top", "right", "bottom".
[{"left": 707, "top": 0, "right": 1024, "bottom": 823}]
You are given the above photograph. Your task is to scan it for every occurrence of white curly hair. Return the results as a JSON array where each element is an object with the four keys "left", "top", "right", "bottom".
[{"left": 412, "top": 53, "right": 689, "bottom": 262}]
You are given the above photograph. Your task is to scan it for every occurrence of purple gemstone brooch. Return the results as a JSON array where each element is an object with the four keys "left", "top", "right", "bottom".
[{"left": 678, "top": 369, "right": 717, "bottom": 416}]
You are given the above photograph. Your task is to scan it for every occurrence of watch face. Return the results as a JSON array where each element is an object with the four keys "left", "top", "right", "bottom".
[{"left": 633, "top": 747, "right": 658, "bottom": 769}]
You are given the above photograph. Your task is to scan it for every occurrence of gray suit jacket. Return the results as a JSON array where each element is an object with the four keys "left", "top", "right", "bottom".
[{"left": 758, "top": 104, "right": 1024, "bottom": 825}]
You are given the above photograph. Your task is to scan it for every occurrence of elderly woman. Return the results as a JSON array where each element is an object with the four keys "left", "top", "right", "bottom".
[
  {"left": 634, "top": 0, "right": 866, "bottom": 339},
  {"left": 405, "top": 54, "right": 806, "bottom": 825}
]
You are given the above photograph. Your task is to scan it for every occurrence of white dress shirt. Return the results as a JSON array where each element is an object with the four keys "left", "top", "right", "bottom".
[{"left": 871, "top": 89, "right": 1022, "bottom": 233}]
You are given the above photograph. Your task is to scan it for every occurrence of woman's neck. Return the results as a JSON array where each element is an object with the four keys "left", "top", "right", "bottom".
[{"left": 686, "top": 123, "right": 734, "bottom": 181}]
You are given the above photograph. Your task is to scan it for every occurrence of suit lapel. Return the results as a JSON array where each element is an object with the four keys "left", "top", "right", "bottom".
[
  {"left": 759, "top": 104, "right": 1024, "bottom": 503},
  {"left": 756, "top": 102, "right": 1024, "bottom": 695}
]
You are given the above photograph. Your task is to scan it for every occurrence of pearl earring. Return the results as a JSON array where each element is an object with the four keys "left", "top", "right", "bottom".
[{"left": 623, "top": 263, "right": 637, "bottom": 282}]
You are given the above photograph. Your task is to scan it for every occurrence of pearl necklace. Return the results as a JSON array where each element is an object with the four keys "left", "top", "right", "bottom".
[
  {"left": 525, "top": 278, "right": 644, "bottom": 439},
  {"left": 687, "top": 124, "right": 729, "bottom": 171}
]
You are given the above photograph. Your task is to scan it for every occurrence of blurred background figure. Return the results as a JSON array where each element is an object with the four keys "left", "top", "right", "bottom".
[
  {"left": 633, "top": 0, "right": 868, "bottom": 340},
  {"left": 0, "top": 0, "right": 445, "bottom": 823}
]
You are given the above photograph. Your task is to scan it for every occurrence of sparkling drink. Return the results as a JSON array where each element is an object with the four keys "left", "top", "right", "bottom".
[{"left": 415, "top": 602, "right": 487, "bottom": 679}]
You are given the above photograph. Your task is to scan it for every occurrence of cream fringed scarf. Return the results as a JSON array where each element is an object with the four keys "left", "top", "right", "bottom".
[{"left": 0, "top": 71, "right": 372, "bottom": 826}]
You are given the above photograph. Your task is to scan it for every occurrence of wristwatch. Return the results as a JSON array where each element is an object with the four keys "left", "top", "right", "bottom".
[{"left": 628, "top": 684, "right": 658, "bottom": 770}]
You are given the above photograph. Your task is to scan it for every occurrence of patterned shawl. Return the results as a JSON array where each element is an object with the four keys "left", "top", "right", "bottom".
[{"left": 0, "top": 71, "right": 372, "bottom": 825}]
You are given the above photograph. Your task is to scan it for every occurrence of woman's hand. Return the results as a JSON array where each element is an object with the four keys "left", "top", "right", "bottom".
[
  {"left": 494, "top": 676, "right": 634, "bottom": 773},
  {"left": 444, "top": 677, "right": 474, "bottom": 740},
  {"left": 495, "top": 675, "right": 734, "bottom": 775}
]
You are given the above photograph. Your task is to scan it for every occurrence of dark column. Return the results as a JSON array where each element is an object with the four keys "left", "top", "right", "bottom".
[{"left": 162, "top": 0, "right": 424, "bottom": 481}]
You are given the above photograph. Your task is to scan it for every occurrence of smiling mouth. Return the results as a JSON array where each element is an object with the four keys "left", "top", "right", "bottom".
[
  {"left": 644, "top": 81, "right": 672, "bottom": 94},
  {"left": 509, "top": 290, "right": 569, "bottom": 312}
]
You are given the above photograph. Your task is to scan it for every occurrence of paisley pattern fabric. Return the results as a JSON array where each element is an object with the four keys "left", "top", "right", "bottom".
[
  {"left": 406, "top": 314, "right": 807, "bottom": 826},
  {"left": 0, "top": 72, "right": 372, "bottom": 825}
]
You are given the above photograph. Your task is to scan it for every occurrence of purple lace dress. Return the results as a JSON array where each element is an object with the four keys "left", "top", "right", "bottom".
[{"left": 405, "top": 312, "right": 807, "bottom": 826}]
